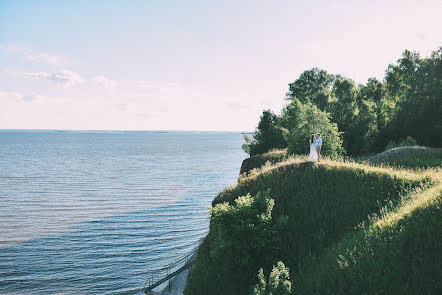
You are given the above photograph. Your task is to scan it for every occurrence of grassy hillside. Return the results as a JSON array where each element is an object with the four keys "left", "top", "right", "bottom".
[
  {"left": 294, "top": 180, "right": 442, "bottom": 294},
  {"left": 367, "top": 146, "right": 442, "bottom": 169},
  {"left": 185, "top": 157, "right": 440, "bottom": 294}
]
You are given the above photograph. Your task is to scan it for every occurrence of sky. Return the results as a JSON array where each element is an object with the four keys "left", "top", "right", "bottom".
[{"left": 0, "top": 0, "right": 441, "bottom": 131}]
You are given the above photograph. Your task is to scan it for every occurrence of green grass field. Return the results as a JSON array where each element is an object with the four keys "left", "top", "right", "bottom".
[{"left": 185, "top": 152, "right": 441, "bottom": 295}]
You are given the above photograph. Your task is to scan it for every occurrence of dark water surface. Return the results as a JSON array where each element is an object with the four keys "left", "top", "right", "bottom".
[{"left": 0, "top": 131, "right": 246, "bottom": 294}]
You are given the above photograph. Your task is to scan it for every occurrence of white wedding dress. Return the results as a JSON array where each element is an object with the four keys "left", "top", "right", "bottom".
[{"left": 308, "top": 140, "right": 318, "bottom": 162}]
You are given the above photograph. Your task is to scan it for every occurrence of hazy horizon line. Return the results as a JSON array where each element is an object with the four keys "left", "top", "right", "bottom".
[{"left": 0, "top": 128, "right": 254, "bottom": 133}]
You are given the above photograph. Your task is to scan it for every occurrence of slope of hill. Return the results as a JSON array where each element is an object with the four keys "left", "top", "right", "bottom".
[
  {"left": 239, "top": 149, "right": 287, "bottom": 176},
  {"left": 367, "top": 146, "right": 442, "bottom": 169},
  {"left": 184, "top": 157, "right": 440, "bottom": 294}
]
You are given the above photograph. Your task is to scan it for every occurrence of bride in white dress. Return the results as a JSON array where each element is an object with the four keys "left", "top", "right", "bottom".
[{"left": 308, "top": 134, "right": 318, "bottom": 162}]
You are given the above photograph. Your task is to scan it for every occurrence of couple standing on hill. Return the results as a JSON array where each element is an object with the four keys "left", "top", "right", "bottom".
[{"left": 308, "top": 133, "right": 322, "bottom": 162}]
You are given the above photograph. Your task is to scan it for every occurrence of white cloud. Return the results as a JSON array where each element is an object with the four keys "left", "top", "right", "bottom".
[
  {"left": 21, "top": 94, "right": 41, "bottom": 102},
  {"left": 25, "top": 53, "right": 69, "bottom": 66},
  {"left": 49, "top": 70, "right": 84, "bottom": 87},
  {"left": 17, "top": 69, "right": 84, "bottom": 88},
  {"left": 0, "top": 90, "right": 42, "bottom": 102},
  {"left": 6, "top": 68, "right": 119, "bottom": 90},
  {"left": 91, "top": 76, "right": 117, "bottom": 90},
  {"left": 0, "top": 43, "right": 70, "bottom": 66},
  {"left": 0, "top": 44, "right": 27, "bottom": 54},
  {"left": 22, "top": 71, "right": 50, "bottom": 80},
  {"left": 0, "top": 91, "right": 22, "bottom": 101}
]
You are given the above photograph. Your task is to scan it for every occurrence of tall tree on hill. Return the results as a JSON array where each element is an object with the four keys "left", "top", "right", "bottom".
[
  {"left": 354, "top": 78, "right": 383, "bottom": 154},
  {"left": 360, "top": 78, "right": 384, "bottom": 103},
  {"left": 246, "top": 110, "right": 287, "bottom": 156},
  {"left": 353, "top": 96, "right": 378, "bottom": 154},
  {"left": 383, "top": 48, "right": 442, "bottom": 147},
  {"left": 423, "top": 48, "right": 442, "bottom": 146},
  {"left": 286, "top": 68, "right": 335, "bottom": 111},
  {"left": 329, "top": 76, "right": 359, "bottom": 154}
]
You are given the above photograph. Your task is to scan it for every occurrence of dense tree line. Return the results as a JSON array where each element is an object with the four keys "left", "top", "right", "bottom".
[{"left": 244, "top": 47, "right": 442, "bottom": 157}]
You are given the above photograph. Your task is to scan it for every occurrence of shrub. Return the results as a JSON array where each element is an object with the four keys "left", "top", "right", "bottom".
[
  {"left": 384, "top": 136, "right": 418, "bottom": 151},
  {"left": 242, "top": 134, "right": 255, "bottom": 155},
  {"left": 253, "top": 261, "right": 292, "bottom": 295},
  {"left": 400, "top": 136, "right": 418, "bottom": 147},
  {"left": 385, "top": 140, "right": 398, "bottom": 151},
  {"left": 185, "top": 190, "right": 288, "bottom": 295}
]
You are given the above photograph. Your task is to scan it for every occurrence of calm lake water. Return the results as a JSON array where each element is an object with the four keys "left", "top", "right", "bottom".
[{"left": 0, "top": 131, "right": 246, "bottom": 294}]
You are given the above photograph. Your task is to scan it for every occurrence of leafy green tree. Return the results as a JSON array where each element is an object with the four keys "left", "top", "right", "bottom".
[
  {"left": 242, "top": 134, "right": 255, "bottom": 154},
  {"left": 282, "top": 100, "right": 344, "bottom": 157},
  {"left": 386, "top": 48, "right": 442, "bottom": 147},
  {"left": 246, "top": 110, "right": 287, "bottom": 156},
  {"left": 253, "top": 261, "right": 292, "bottom": 295},
  {"left": 385, "top": 136, "right": 418, "bottom": 151},
  {"left": 353, "top": 98, "right": 378, "bottom": 154},
  {"left": 347, "top": 78, "right": 383, "bottom": 154},
  {"left": 286, "top": 68, "right": 335, "bottom": 111},
  {"left": 359, "top": 78, "right": 384, "bottom": 103},
  {"left": 328, "top": 76, "right": 358, "bottom": 152},
  {"left": 380, "top": 49, "right": 423, "bottom": 146}
]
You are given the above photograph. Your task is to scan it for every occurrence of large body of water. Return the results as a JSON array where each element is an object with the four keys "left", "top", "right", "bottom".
[{"left": 0, "top": 131, "right": 246, "bottom": 294}]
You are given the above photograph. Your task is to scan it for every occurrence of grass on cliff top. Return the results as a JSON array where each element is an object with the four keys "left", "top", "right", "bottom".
[
  {"left": 229, "top": 156, "right": 433, "bottom": 208},
  {"left": 239, "top": 149, "right": 288, "bottom": 176},
  {"left": 240, "top": 145, "right": 442, "bottom": 175},
  {"left": 186, "top": 157, "right": 438, "bottom": 295}
]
